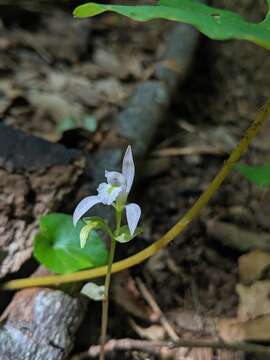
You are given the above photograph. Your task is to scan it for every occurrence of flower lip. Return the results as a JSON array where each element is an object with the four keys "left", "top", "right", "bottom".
[{"left": 97, "top": 182, "right": 122, "bottom": 205}]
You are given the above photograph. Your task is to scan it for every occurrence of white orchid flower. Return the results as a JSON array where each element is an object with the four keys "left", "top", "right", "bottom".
[{"left": 73, "top": 145, "right": 141, "bottom": 236}]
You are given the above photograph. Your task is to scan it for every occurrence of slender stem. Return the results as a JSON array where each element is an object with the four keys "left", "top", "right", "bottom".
[
  {"left": 99, "top": 210, "right": 122, "bottom": 360},
  {"left": 2, "top": 100, "right": 270, "bottom": 291}
]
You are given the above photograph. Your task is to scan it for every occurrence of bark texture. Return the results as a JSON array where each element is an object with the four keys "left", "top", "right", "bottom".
[
  {"left": 0, "top": 288, "right": 86, "bottom": 360},
  {"left": 0, "top": 123, "right": 83, "bottom": 278}
]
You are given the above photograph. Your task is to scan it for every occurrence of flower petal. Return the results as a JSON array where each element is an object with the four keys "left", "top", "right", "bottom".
[
  {"left": 97, "top": 182, "right": 122, "bottom": 205},
  {"left": 125, "top": 203, "right": 141, "bottom": 236},
  {"left": 81, "top": 282, "right": 105, "bottom": 301},
  {"left": 122, "top": 145, "right": 135, "bottom": 194},
  {"left": 73, "top": 195, "right": 101, "bottom": 226},
  {"left": 105, "top": 170, "right": 126, "bottom": 187}
]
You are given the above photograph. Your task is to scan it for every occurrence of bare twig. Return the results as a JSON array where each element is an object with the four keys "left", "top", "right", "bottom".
[
  {"left": 136, "top": 277, "right": 179, "bottom": 341},
  {"left": 153, "top": 145, "right": 226, "bottom": 157},
  {"left": 70, "top": 337, "right": 270, "bottom": 359}
]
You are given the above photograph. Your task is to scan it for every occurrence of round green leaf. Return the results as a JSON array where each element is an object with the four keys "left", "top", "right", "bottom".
[{"left": 34, "top": 213, "right": 108, "bottom": 274}]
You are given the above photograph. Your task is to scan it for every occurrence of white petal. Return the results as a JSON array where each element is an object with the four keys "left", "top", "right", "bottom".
[
  {"left": 73, "top": 195, "right": 101, "bottom": 226},
  {"left": 125, "top": 203, "right": 141, "bottom": 236},
  {"left": 97, "top": 182, "right": 122, "bottom": 205},
  {"left": 81, "top": 282, "right": 105, "bottom": 301},
  {"left": 122, "top": 145, "right": 135, "bottom": 194},
  {"left": 105, "top": 170, "right": 126, "bottom": 187}
]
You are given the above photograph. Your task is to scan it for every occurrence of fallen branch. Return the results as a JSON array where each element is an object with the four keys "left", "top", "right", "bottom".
[
  {"left": 0, "top": 287, "right": 86, "bottom": 360},
  {"left": 136, "top": 277, "right": 179, "bottom": 341},
  {"left": 70, "top": 337, "right": 270, "bottom": 359}
]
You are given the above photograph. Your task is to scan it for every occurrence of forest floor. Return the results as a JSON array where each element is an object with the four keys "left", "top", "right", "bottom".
[{"left": 1, "top": 1, "right": 270, "bottom": 359}]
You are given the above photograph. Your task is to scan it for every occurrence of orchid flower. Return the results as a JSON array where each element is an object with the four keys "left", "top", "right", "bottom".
[{"left": 73, "top": 145, "right": 141, "bottom": 236}]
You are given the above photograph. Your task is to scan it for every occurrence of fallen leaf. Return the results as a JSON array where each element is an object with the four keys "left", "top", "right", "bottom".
[
  {"left": 112, "top": 271, "right": 152, "bottom": 320},
  {"left": 236, "top": 281, "right": 270, "bottom": 321},
  {"left": 207, "top": 220, "right": 270, "bottom": 252},
  {"left": 130, "top": 319, "right": 166, "bottom": 341},
  {"left": 219, "top": 315, "right": 270, "bottom": 343},
  {"left": 239, "top": 250, "right": 270, "bottom": 283},
  {"left": 166, "top": 309, "right": 216, "bottom": 334}
]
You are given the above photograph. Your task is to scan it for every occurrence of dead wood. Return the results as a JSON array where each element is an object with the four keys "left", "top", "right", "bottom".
[
  {"left": 0, "top": 288, "right": 86, "bottom": 360},
  {"left": 0, "top": 122, "right": 83, "bottom": 278}
]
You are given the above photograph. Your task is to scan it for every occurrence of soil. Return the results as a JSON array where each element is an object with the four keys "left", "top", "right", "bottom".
[{"left": 1, "top": 1, "right": 270, "bottom": 360}]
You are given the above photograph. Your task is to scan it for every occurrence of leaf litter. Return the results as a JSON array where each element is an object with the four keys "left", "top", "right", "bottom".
[{"left": 2, "top": 1, "right": 270, "bottom": 359}]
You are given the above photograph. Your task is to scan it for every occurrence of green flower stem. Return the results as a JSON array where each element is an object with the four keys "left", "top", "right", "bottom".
[{"left": 99, "top": 209, "right": 122, "bottom": 360}]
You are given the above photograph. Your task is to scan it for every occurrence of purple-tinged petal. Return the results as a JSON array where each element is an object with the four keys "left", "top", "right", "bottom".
[
  {"left": 122, "top": 145, "right": 135, "bottom": 194},
  {"left": 125, "top": 203, "right": 141, "bottom": 236},
  {"left": 97, "top": 182, "right": 122, "bottom": 205},
  {"left": 105, "top": 170, "right": 126, "bottom": 187},
  {"left": 73, "top": 195, "right": 101, "bottom": 226}
]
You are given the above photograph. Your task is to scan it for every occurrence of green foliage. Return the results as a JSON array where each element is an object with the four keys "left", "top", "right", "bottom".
[
  {"left": 74, "top": 0, "right": 270, "bottom": 50},
  {"left": 237, "top": 162, "right": 270, "bottom": 187},
  {"left": 80, "top": 216, "right": 113, "bottom": 248},
  {"left": 57, "top": 115, "right": 97, "bottom": 134},
  {"left": 115, "top": 225, "right": 142, "bottom": 243},
  {"left": 34, "top": 213, "right": 108, "bottom": 274}
]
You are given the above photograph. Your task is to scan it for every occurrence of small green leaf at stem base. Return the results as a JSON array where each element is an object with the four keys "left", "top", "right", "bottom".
[
  {"left": 80, "top": 222, "right": 99, "bottom": 248},
  {"left": 114, "top": 225, "right": 142, "bottom": 243}
]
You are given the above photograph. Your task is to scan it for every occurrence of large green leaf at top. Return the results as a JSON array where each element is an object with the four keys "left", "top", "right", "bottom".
[
  {"left": 237, "top": 162, "right": 270, "bottom": 187},
  {"left": 34, "top": 213, "right": 108, "bottom": 274},
  {"left": 74, "top": 0, "right": 270, "bottom": 50}
]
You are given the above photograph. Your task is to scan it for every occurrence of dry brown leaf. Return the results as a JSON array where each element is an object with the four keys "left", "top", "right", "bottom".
[
  {"left": 238, "top": 250, "right": 270, "bottom": 283},
  {"left": 207, "top": 220, "right": 270, "bottom": 252},
  {"left": 111, "top": 271, "right": 152, "bottom": 320},
  {"left": 28, "top": 92, "right": 82, "bottom": 122},
  {"left": 167, "top": 309, "right": 214, "bottom": 333},
  {"left": 236, "top": 281, "right": 270, "bottom": 321},
  {"left": 219, "top": 279, "right": 270, "bottom": 343},
  {"left": 93, "top": 48, "right": 144, "bottom": 80},
  {"left": 130, "top": 320, "right": 166, "bottom": 341},
  {"left": 218, "top": 318, "right": 246, "bottom": 343},
  {"left": 219, "top": 315, "right": 270, "bottom": 343}
]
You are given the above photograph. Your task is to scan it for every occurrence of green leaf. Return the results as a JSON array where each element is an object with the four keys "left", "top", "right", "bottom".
[
  {"left": 237, "top": 162, "right": 270, "bottom": 187},
  {"left": 57, "top": 115, "right": 97, "bottom": 134},
  {"left": 74, "top": 1, "right": 270, "bottom": 50},
  {"left": 115, "top": 225, "right": 142, "bottom": 243},
  {"left": 82, "top": 115, "right": 97, "bottom": 133},
  {"left": 80, "top": 216, "right": 113, "bottom": 248},
  {"left": 57, "top": 116, "right": 77, "bottom": 133},
  {"left": 34, "top": 213, "right": 108, "bottom": 274},
  {"left": 80, "top": 223, "right": 97, "bottom": 249}
]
